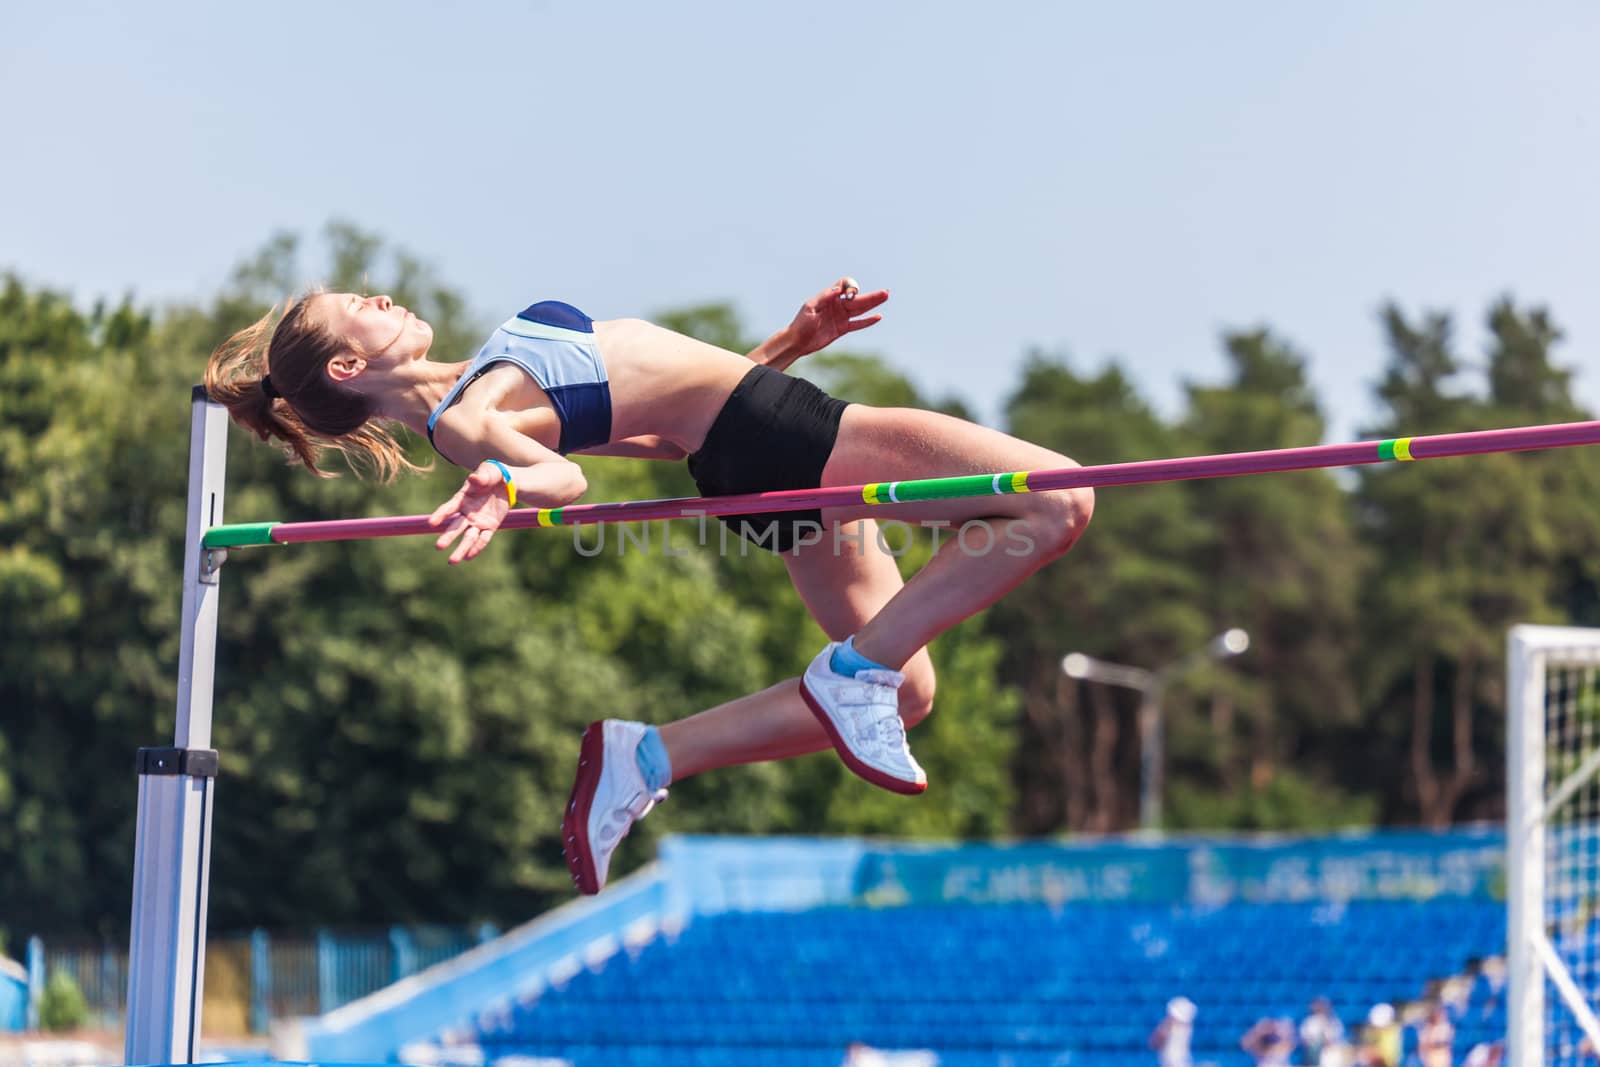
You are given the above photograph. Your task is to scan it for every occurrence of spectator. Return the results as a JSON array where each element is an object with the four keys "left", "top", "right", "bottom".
[
  {"left": 843, "top": 1042, "right": 889, "bottom": 1067},
  {"left": 1299, "top": 997, "right": 1346, "bottom": 1066},
  {"left": 1357, "top": 1004, "right": 1401, "bottom": 1067},
  {"left": 842, "top": 1043, "right": 937, "bottom": 1067},
  {"left": 1417, "top": 1003, "right": 1454, "bottom": 1067},
  {"left": 1150, "top": 997, "right": 1197, "bottom": 1067},
  {"left": 1242, "top": 1017, "right": 1297, "bottom": 1067},
  {"left": 1461, "top": 1040, "right": 1503, "bottom": 1067},
  {"left": 1477, "top": 956, "right": 1507, "bottom": 1019},
  {"left": 1438, "top": 973, "right": 1473, "bottom": 1019}
]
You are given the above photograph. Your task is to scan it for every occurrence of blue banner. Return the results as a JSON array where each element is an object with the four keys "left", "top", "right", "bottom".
[{"left": 851, "top": 829, "right": 1505, "bottom": 906}]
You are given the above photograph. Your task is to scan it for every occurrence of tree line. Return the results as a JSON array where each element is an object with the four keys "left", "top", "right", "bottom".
[{"left": 2, "top": 223, "right": 1597, "bottom": 940}]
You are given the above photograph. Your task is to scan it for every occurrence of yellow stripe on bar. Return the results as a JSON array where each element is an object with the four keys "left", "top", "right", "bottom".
[
  {"left": 1393, "top": 437, "right": 1414, "bottom": 461},
  {"left": 1010, "top": 472, "right": 1031, "bottom": 493},
  {"left": 862, "top": 484, "right": 885, "bottom": 504},
  {"left": 534, "top": 508, "right": 559, "bottom": 527}
]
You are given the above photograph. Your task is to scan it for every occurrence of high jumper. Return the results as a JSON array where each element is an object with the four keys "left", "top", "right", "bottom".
[{"left": 205, "top": 277, "right": 1096, "bottom": 893}]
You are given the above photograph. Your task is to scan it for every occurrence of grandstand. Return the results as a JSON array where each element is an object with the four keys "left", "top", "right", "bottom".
[{"left": 290, "top": 832, "right": 1509, "bottom": 1067}]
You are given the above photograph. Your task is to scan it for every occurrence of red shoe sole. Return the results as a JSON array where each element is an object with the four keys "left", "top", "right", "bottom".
[
  {"left": 800, "top": 681, "right": 927, "bottom": 796},
  {"left": 562, "top": 721, "right": 608, "bottom": 895}
]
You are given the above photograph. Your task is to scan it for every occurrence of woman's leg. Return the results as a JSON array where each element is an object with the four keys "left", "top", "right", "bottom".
[
  {"left": 565, "top": 521, "right": 934, "bottom": 893},
  {"left": 814, "top": 406, "right": 1095, "bottom": 669},
  {"left": 659, "top": 519, "right": 935, "bottom": 778},
  {"left": 773, "top": 405, "right": 1090, "bottom": 792},
  {"left": 567, "top": 407, "right": 1087, "bottom": 890},
  {"left": 663, "top": 407, "right": 1091, "bottom": 792}
]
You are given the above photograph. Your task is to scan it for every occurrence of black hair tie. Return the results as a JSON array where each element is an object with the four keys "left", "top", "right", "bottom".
[{"left": 261, "top": 374, "right": 281, "bottom": 399}]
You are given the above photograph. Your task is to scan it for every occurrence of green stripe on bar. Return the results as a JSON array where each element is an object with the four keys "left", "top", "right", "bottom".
[
  {"left": 1377, "top": 439, "right": 1397, "bottom": 461},
  {"left": 892, "top": 473, "right": 1006, "bottom": 503},
  {"left": 202, "top": 522, "right": 280, "bottom": 548}
]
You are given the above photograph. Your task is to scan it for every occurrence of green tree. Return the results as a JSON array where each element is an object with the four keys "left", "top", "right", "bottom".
[
  {"left": 993, "top": 354, "right": 1212, "bottom": 833},
  {"left": 1173, "top": 328, "right": 1366, "bottom": 829},
  {"left": 1356, "top": 299, "right": 1599, "bottom": 826},
  {"left": 39, "top": 971, "right": 89, "bottom": 1032},
  {"left": 0, "top": 278, "right": 186, "bottom": 936}
]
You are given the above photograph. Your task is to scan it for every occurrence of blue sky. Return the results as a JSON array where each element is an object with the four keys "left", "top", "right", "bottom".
[{"left": 4, "top": 2, "right": 1597, "bottom": 439}]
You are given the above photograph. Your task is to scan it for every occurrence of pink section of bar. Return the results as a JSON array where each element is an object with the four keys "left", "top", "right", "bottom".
[
  {"left": 266, "top": 419, "right": 1600, "bottom": 545},
  {"left": 1028, "top": 419, "right": 1600, "bottom": 491}
]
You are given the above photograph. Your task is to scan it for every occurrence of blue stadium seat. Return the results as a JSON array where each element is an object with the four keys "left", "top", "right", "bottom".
[{"left": 464, "top": 900, "right": 1504, "bottom": 1065}]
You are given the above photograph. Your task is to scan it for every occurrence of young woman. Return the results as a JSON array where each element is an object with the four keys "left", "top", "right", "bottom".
[{"left": 207, "top": 279, "right": 1093, "bottom": 894}]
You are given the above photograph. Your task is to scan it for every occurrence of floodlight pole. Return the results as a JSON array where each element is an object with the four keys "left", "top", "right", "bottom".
[
  {"left": 1062, "top": 629, "right": 1249, "bottom": 831},
  {"left": 125, "top": 387, "right": 225, "bottom": 1065}
]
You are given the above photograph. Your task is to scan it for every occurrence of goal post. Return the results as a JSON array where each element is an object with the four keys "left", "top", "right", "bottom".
[{"left": 1508, "top": 624, "right": 1600, "bottom": 1067}]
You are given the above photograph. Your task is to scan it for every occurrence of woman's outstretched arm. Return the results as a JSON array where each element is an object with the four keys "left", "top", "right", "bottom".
[
  {"left": 427, "top": 414, "right": 589, "bottom": 563},
  {"left": 747, "top": 277, "right": 888, "bottom": 372}
]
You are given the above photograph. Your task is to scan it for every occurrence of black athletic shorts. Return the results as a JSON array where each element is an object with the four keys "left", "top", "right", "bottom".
[{"left": 686, "top": 364, "right": 850, "bottom": 553}]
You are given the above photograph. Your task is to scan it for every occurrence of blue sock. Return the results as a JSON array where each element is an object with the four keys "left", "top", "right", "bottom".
[
  {"left": 830, "top": 635, "right": 892, "bottom": 678},
  {"left": 635, "top": 725, "right": 672, "bottom": 791}
]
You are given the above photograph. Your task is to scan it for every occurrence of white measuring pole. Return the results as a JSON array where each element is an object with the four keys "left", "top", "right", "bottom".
[{"left": 125, "top": 387, "right": 227, "bottom": 1065}]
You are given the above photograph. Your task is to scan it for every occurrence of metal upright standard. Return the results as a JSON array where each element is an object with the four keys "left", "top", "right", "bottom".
[{"left": 125, "top": 387, "right": 226, "bottom": 1065}]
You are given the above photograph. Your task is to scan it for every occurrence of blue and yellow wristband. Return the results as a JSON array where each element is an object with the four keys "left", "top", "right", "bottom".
[{"left": 485, "top": 459, "right": 517, "bottom": 508}]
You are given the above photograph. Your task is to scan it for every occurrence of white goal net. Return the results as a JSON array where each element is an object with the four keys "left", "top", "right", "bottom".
[{"left": 1508, "top": 625, "right": 1600, "bottom": 1066}]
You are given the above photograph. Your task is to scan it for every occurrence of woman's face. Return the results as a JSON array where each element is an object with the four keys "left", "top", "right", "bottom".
[{"left": 318, "top": 292, "right": 433, "bottom": 363}]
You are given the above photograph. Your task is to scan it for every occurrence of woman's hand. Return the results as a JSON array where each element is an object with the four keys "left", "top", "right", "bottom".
[
  {"left": 786, "top": 276, "right": 889, "bottom": 358},
  {"left": 752, "top": 277, "right": 889, "bottom": 371},
  {"left": 428, "top": 461, "right": 512, "bottom": 564}
]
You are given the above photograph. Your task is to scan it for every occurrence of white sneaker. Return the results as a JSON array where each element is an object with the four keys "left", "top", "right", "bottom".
[
  {"left": 800, "top": 643, "right": 927, "bottom": 795},
  {"left": 563, "top": 720, "right": 667, "bottom": 895}
]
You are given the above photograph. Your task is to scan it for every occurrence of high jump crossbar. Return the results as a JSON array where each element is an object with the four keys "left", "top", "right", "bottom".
[{"left": 203, "top": 418, "right": 1600, "bottom": 549}]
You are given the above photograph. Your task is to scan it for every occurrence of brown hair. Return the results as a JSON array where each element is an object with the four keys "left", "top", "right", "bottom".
[{"left": 204, "top": 289, "right": 426, "bottom": 481}]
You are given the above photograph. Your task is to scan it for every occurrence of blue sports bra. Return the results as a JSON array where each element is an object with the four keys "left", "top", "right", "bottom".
[{"left": 427, "top": 300, "right": 612, "bottom": 459}]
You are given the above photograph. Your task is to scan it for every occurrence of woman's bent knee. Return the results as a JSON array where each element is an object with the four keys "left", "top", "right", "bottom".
[
  {"left": 900, "top": 650, "right": 936, "bottom": 727},
  {"left": 1023, "top": 484, "right": 1093, "bottom": 559},
  {"left": 1065, "top": 485, "right": 1095, "bottom": 539}
]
